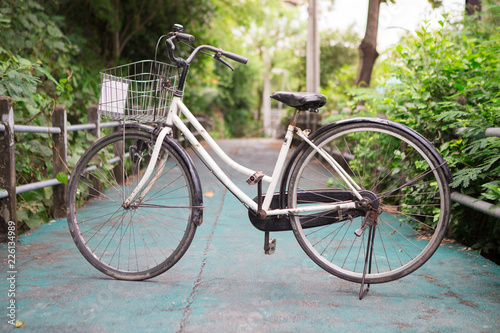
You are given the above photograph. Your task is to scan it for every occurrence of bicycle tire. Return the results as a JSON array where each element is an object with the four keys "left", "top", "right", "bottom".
[
  {"left": 287, "top": 122, "right": 450, "bottom": 284},
  {"left": 67, "top": 129, "right": 198, "bottom": 280}
]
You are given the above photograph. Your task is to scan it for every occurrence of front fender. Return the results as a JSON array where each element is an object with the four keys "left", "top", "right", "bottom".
[
  {"left": 279, "top": 117, "right": 452, "bottom": 208},
  {"left": 120, "top": 123, "right": 204, "bottom": 226},
  {"left": 162, "top": 135, "right": 204, "bottom": 226}
]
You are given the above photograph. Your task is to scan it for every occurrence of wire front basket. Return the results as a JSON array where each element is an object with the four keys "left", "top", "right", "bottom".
[{"left": 98, "top": 60, "right": 179, "bottom": 122}]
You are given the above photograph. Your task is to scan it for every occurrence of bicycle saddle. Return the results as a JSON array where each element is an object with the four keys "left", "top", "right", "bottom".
[{"left": 270, "top": 91, "right": 326, "bottom": 112}]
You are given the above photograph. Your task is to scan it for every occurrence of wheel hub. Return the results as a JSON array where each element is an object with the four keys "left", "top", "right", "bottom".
[
  {"left": 354, "top": 191, "right": 381, "bottom": 237},
  {"left": 122, "top": 201, "right": 140, "bottom": 210},
  {"left": 357, "top": 190, "right": 380, "bottom": 211}
]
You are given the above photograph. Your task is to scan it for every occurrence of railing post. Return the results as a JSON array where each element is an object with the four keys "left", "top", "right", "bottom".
[
  {"left": 52, "top": 105, "right": 68, "bottom": 219},
  {"left": 0, "top": 97, "right": 17, "bottom": 242},
  {"left": 87, "top": 104, "right": 100, "bottom": 140}
]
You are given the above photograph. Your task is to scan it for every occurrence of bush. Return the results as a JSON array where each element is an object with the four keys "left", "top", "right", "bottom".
[
  {"left": 373, "top": 8, "right": 500, "bottom": 262},
  {"left": 0, "top": 1, "right": 90, "bottom": 230}
]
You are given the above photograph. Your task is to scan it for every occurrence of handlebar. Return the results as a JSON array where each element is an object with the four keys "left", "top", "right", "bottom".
[
  {"left": 161, "top": 25, "right": 248, "bottom": 97},
  {"left": 220, "top": 50, "right": 248, "bottom": 64},
  {"left": 185, "top": 45, "right": 248, "bottom": 66},
  {"left": 165, "top": 29, "right": 248, "bottom": 69},
  {"left": 176, "top": 32, "right": 195, "bottom": 43}
]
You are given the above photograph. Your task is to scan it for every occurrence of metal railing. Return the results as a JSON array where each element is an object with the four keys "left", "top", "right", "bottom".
[
  {"left": 451, "top": 127, "right": 500, "bottom": 219},
  {"left": 0, "top": 96, "right": 211, "bottom": 241}
]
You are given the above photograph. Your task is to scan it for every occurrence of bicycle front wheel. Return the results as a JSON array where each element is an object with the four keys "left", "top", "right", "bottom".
[
  {"left": 67, "top": 129, "right": 198, "bottom": 280},
  {"left": 287, "top": 121, "right": 450, "bottom": 284}
]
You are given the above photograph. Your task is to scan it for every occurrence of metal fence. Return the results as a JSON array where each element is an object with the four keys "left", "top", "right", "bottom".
[
  {"left": 1, "top": 93, "right": 497, "bottom": 241},
  {"left": 451, "top": 127, "right": 500, "bottom": 219},
  {"left": 0, "top": 96, "right": 211, "bottom": 241}
]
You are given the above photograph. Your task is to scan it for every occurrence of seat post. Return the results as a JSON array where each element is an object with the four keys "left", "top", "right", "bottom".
[{"left": 290, "top": 109, "right": 300, "bottom": 127}]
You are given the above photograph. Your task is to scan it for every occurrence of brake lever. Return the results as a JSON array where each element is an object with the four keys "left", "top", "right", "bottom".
[{"left": 213, "top": 54, "right": 234, "bottom": 71}]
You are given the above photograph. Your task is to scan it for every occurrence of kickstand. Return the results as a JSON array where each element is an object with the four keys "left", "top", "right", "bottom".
[{"left": 359, "top": 224, "right": 376, "bottom": 300}]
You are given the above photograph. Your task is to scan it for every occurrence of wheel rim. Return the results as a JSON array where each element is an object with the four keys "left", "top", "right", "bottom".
[
  {"left": 289, "top": 125, "right": 449, "bottom": 283},
  {"left": 68, "top": 131, "right": 195, "bottom": 279}
]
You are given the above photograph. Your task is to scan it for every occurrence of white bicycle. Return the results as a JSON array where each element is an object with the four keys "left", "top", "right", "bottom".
[{"left": 67, "top": 25, "right": 451, "bottom": 298}]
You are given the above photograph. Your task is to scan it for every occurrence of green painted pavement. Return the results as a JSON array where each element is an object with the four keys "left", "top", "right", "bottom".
[{"left": 1, "top": 138, "right": 499, "bottom": 332}]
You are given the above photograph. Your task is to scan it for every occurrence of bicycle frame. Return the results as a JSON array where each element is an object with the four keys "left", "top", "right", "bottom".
[
  {"left": 124, "top": 95, "right": 363, "bottom": 217},
  {"left": 177, "top": 96, "right": 366, "bottom": 214}
]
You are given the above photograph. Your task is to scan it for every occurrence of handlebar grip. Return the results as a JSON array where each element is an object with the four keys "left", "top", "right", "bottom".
[
  {"left": 176, "top": 33, "right": 195, "bottom": 43},
  {"left": 222, "top": 50, "right": 248, "bottom": 65}
]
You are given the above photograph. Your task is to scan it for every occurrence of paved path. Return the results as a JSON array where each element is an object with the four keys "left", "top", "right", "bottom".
[{"left": 1, "top": 138, "right": 499, "bottom": 332}]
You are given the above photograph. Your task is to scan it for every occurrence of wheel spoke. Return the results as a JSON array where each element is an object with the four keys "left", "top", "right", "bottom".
[
  {"left": 67, "top": 130, "right": 197, "bottom": 280},
  {"left": 289, "top": 124, "right": 449, "bottom": 284}
]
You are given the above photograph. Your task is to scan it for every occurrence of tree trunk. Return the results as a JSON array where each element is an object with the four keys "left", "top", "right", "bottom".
[
  {"left": 466, "top": 0, "right": 482, "bottom": 18},
  {"left": 355, "top": 0, "right": 381, "bottom": 87}
]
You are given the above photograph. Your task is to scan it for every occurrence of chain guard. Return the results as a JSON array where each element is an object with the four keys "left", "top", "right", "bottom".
[{"left": 248, "top": 190, "right": 375, "bottom": 232}]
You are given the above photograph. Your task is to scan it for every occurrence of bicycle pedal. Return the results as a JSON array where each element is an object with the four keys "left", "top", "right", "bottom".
[{"left": 264, "top": 238, "right": 276, "bottom": 255}]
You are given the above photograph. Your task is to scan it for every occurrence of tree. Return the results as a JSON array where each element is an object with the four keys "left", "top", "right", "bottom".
[
  {"left": 355, "top": 0, "right": 445, "bottom": 87},
  {"left": 354, "top": 0, "right": 382, "bottom": 87},
  {"left": 52, "top": 0, "right": 213, "bottom": 63},
  {"left": 354, "top": 0, "right": 400, "bottom": 87}
]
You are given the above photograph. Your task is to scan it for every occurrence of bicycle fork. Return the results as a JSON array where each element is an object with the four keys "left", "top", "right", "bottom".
[{"left": 123, "top": 126, "right": 172, "bottom": 207}]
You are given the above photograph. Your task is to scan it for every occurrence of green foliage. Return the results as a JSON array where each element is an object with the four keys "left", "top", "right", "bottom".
[
  {"left": 213, "top": 61, "right": 259, "bottom": 137},
  {"left": 184, "top": 0, "right": 306, "bottom": 137},
  {"left": 319, "top": 28, "right": 360, "bottom": 113},
  {"left": 354, "top": 4, "right": 500, "bottom": 261},
  {"left": 51, "top": 0, "right": 213, "bottom": 63},
  {"left": 0, "top": 55, "right": 40, "bottom": 103},
  {"left": 0, "top": 0, "right": 80, "bottom": 231},
  {"left": 56, "top": 172, "right": 68, "bottom": 184},
  {"left": 320, "top": 27, "right": 359, "bottom": 88},
  {"left": 384, "top": 16, "right": 500, "bottom": 193},
  {"left": 0, "top": 0, "right": 306, "bottom": 231},
  {"left": 186, "top": 59, "right": 259, "bottom": 138}
]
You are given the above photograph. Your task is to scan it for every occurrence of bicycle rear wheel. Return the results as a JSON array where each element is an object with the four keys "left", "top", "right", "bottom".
[
  {"left": 67, "top": 129, "right": 198, "bottom": 280},
  {"left": 287, "top": 122, "right": 450, "bottom": 284}
]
